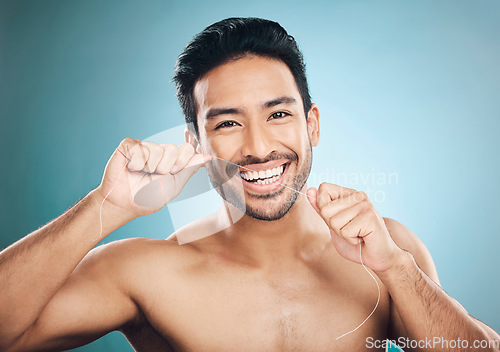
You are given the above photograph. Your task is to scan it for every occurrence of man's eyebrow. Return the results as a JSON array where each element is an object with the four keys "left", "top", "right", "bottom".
[
  {"left": 205, "top": 107, "right": 243, "bottom": 120},
  {"left": 204, "top": 96, "right": 297, "bottom": 120},
  {"left": 263, "top": 96, "right": 297, "bottom": 109}
]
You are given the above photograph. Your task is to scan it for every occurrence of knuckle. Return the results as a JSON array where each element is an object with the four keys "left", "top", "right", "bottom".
[
  {"left": 120, "top": 137, "right": 135, "bottom": 146},
  {"left": 163, "top": 143, "right": 177, "bottom": 150},
  {"left": 163, "top": 143, "right": 179, "bottom": 156},
  {"left": 128, "top": 140, "right": 142, "bottom": 154},
  {"left": 339, "top": 188, "right": 350, "bottom": 198},
  {"left": 355, "top": 191, "right": 368, "bottom": 201},
  {"left": 147, "top": 142, "right": 162, "bottom": 153},
  {"left": 120, "top": 138, "right": 138, "bottom": 155},
  {"left": 360, "top": 207, "right": 374, "bottom": 218},
  {"left": 318, "top": 182, "right": 329, "bottom": 192}
]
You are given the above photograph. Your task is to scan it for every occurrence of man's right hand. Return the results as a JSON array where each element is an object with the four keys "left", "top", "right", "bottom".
[
  {"left": 0, "top": 138, "right": 212, "bottom": 351},
  {"left": 95, "top": 138, "right": 212, "bottom": 221}
]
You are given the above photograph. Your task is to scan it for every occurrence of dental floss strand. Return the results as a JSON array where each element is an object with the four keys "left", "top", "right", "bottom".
[
  {"left": 336, "top": 242, "right": 381, "bottom": 340},
  {"left": 97, "top": 153, "right": 380, "bottom": 339},
  {"left": 96, "top": 161, "right": 128, "bottom": 241}
]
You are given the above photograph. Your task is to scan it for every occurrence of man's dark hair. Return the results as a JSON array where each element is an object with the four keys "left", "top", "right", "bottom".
[{"left": 173, "top": 17, "right": 312, "bottom": 135}]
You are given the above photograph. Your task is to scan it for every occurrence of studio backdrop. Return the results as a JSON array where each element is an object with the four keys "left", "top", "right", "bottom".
[{"left": 0, "top": 0, "right": 498, "bottom": 351}]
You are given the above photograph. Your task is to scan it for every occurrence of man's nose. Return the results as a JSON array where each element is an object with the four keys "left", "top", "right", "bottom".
[{"left": 240, "top": 123, "right": 277, "bottom": 159}]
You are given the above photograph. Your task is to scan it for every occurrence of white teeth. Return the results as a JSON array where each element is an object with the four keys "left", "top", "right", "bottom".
[
  {"left": 255, "top": 176, "right": 278, "bottom": 185},
  {"left": 240, "top": 164, "right": 286, "bottom": 183}
]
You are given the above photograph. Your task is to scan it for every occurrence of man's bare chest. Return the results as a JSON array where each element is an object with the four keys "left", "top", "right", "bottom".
[{"left": 129, "top": 259, "right": 390, "bottom": 351}]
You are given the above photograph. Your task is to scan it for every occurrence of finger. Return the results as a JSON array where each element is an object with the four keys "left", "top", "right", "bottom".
[
  {"left": 142, "top": 142, "right": 165, "bottom": 174},
  {"left": 170, "top": 143, "right": 195, "bottom": 174},
  {"left": 338, "top": 209, "right": 377, "bottom": 244},
  {"left": 316, "top": 182, "right": 357, "bottom": 208},
  {"left": 170, "top": 153, "right": 212, "bottom": 195},
  {"left": 156, "top": 144, "right": 180, "bottom": 174},
  {"left": 199, "top": 153, "right": 213, "bottom": 166},
  {"left": 127, "top": 141, "right": 150, "bottom": 172},
  {"left": 307, "top": 187, "right": 320, "bottom": 213},
  {"left": 317, "top": 183, "right": 331, "bottom": 209},
  {"left": 184, "top": 153, "right": 212, "bottom": 169},
  {"left": 115, "top": 147, "right": 128, "bottom": 161},
  {"left": 319, "top": 191, "right": 369, "bottom": 220},
  {"left": 117, "top": 138, "right": 135, "bottom": 160},
  {"left": 327, "top": 202, "right": 367, "bottom": 246}
]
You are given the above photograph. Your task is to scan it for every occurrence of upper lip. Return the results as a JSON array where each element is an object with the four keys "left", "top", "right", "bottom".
[{"left": 238, "top": 160, "right": 289, "bottom": 173}]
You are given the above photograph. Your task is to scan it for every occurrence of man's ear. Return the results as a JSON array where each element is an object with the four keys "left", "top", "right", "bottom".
[
  {"left": 184, "top": 129, "right": 202, "bottom": 153},
  {"left": 307, "top": 103, "right": 320, "bottom": 147}
]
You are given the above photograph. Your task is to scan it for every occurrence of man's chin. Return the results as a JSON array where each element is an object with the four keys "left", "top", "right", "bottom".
[
  {"left": 244, "top": 207, "right": 291, "bottom": 221},
  {"left": 243, "top": 188, "right": 299, "bottom": 221}
]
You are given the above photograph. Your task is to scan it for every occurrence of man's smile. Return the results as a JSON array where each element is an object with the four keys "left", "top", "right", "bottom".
[
  {"left": 237, "top": 160, "right": 290, "bottom": 193},
  {"left": 240, "top": 164, "right": 286, "bottom": 184}
]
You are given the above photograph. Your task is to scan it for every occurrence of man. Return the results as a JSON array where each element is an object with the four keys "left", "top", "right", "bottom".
[{"left": 0, "top": 17, "right": 498, "bottom": 352}]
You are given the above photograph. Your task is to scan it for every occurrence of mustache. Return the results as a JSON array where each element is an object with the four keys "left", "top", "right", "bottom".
[
  {"left": 236, "top": 152, "right": 299, "bottom": 168},
  {"left": 224, "top": 152, "right": 299, "bottom": 177}
]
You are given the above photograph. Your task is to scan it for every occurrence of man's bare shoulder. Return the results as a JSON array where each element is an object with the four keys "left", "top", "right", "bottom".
[
  {"left": 83, "top": 237, "right": 210, "bottom": 291},
  {"left": 383, "top": 217, "right": 439, "bottom": 284}
]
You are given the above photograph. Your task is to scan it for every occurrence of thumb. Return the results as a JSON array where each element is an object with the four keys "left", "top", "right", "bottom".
[
  {"left": 173, "top": 153, "right": 212, "bottom": 189},
  {"left": 307, "top": 187, "right": 321, "bottom": 214}
]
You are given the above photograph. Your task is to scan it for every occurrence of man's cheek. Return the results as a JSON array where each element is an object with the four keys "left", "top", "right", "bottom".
[{"left": 207, "top": 135, "right": 243, "bottom": 155}]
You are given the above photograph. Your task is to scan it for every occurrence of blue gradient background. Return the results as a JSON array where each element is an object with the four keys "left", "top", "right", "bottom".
[{"left": 0, "top": 1, "right": 498, "bottom": 351}]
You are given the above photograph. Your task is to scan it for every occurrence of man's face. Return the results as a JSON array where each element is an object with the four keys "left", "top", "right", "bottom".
[{"left": 193, "top": 56, "right": 319, "bottom": 221}]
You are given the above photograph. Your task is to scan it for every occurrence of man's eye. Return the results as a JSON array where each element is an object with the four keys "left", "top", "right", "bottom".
[
  {"left": 269, "top": 111, "right": 290, "bottom": 120},
  {"left": 215, "top": 120, "right": 239, "bottom": 129}
]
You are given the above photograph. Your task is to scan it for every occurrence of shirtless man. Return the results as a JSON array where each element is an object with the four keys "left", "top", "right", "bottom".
[{"left": 0, "top": 17, "right": 498, "bottom": 352}]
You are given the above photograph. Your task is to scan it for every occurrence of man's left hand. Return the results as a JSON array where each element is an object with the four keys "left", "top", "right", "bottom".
[{"left": 307, "top": 183, "right": 405, "bottom": 273}]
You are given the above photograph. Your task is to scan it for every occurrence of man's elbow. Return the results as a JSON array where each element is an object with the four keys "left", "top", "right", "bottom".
[{"left": 471, "top": 316, "right": 500, "bottom": 352}]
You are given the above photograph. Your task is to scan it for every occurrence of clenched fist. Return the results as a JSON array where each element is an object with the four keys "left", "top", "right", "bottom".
[
  {"left": 307, "top": 183, "right": 404, "bottom": 273},
  {"left": 96, "top": 138, "right": 212, "bottom": 221}
]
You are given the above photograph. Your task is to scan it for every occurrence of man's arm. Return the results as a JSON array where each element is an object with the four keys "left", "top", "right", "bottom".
[
  {"left": 0, "top": 190, "right": 134, "bottom": 351},
  {"left": 6, "top": 236, "right": 142, "bottom": 352},
  {"left": 0, "top": 139, "right": 207, "bottom": 351},
  {"left": 382, "top": 218, "right": 500, "bottom": 352},
  {"left": 307, "top": 183, "right": 500, "bottom": 352}
]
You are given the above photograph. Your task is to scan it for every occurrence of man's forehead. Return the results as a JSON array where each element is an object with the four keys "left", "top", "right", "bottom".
[{"left": 193, "top": 56, "right": 301, "bottom": 115}]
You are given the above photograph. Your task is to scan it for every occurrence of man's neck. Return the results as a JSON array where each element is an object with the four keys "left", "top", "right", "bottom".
[{"left": 219, "top": 189, "right": 331, "bottom": 269}]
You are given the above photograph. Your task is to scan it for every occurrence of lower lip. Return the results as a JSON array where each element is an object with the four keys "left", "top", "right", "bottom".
[{"left": 240, "top": 163, "right": 290, "bottom": 194}]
